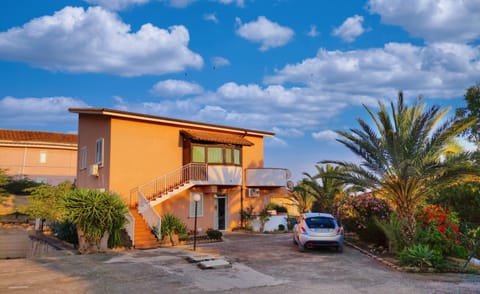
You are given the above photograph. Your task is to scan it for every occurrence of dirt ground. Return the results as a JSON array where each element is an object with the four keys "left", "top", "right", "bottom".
[{"left": 0, "top": 232, "right": 479, "bottom": 293}]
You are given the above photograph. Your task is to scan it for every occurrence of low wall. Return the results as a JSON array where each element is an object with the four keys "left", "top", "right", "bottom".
[
  {"left": 0, "top": 228, "right": 31, "bottom": 258},
  {"left": 0, "top": 228, "right": 75, "bottom": 259},
  {"left": 251, "top": 215, "right": 288, "bottom": 232}
]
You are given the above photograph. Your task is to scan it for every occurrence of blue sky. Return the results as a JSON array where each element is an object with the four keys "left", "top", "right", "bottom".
[{"left": 1, "top": 0, "right": 480, "bottom": 182}]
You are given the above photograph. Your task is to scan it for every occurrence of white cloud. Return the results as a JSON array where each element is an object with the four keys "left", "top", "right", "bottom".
[
  {"left": 211, "top": 56, "right": 230, "bottom": 67},
  {"left": 332, "top": 15, "right": 365, "bottom": 42},
  {"left": 265, "top": 136, "right": 288, "bottom": 147},
  {"left": 312, "top": 130, "right": 339, "bottom": 142},
  {"left": 166, "top": 0, "right": 197, "bottom": 8},
  {"left": 265, "top": 42, "right": 480, "bottom": 100},
  {"left": 307, "top": 25, "right": 319, "bottom": 37},
  {"left": 150, "top": 79, "right": 204, "bottom": 97},
  {"left": 272, "top": 127, "right": 304, "bottom": 138},
  {"left": 0, "top": 6, "right": 203, "bottom": 76},
  {"left": 215, "top": 0, "right": 244, "bottom": 7},
  {"left": 0, "top": 96, "right": 88, "bottom": 128},
  {"left": 235, "top": 16, "right": 294, "bottom": 51},
  {"left": 368, "top": 0, "right": 480, "bottom": 42},
  {"left": 83, "top": 0, "right": 150, "bottom": 10},
  {"left": 204, "top": 13, "right": 219, "bottom": 24}
]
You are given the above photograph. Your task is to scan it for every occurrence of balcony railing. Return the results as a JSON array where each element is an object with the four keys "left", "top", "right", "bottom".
[{"left": 138, "top": 163, "right": 208, "bottom": 202}]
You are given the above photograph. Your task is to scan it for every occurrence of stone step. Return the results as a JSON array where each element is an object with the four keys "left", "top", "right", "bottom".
[{"left": 197, "top": 259, "right": 231, "bottom": 269}]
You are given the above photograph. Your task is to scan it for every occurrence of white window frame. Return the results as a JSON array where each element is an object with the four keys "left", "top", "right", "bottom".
[
  {"left": 95, "top": 138, "right": 104, "bottom": 166},
  {"left": 80, "top": 146, "right": 87, "bottom": 170},
  {"left": 189, "top": 192, "right": 204, "bottom": 217},
  {"left": 39, "top": 151, "right": 47, "bottom": 163}
]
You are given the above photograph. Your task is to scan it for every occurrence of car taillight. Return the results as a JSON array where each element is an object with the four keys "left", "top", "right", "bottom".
[
  {"left": 336, "top": 227, "right": 342, "bottom": 235},
  {"left": 301, "top": 226, "right": 308, "bottom": 234}
]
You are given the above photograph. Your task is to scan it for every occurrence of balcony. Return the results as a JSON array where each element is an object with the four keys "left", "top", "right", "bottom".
[
  {"left": 200, "top": 165, "right": 242, "bottom": 186},
  {"left": 245, "top": 168, "right": 289, "bottom": 187}
]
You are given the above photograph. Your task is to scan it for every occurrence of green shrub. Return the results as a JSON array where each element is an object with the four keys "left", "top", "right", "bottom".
[
  {"left": 62, "top": 189, "right": 128, "bottom": 250},
  {"left": 240, "top": 205, "right": 255, "bottom": 229},
  {"left": 161, "top": 213, "right": 187, "bottom": 245},
  {"left": 179, "top": 232, "right": 190, "bottom": 242},
  {"left": 266, "top": 203, "right": 288, "bottom": 213},
  {"left": 6, "top": 178, "right": 41, "bottom": 195},
  {"left": 375, "top": 213, "right": 408, "bottom": 253},
  {"left": 337, "top": 194, "right": 392, "bottom": 246},
  {"left": 287, "top": 217, "right": 297, "bottom": 231},
  {"left": 50, "top": 221, "right": 78, "bottom": 246},
  {"left": 112, "top": 229, "right": 132, "bottom": 249},
  {"left": 399, "top": 244, "right": 445, "bottom": 271},
  {"left": 206, "top": 228, "right": 223, "bottom": 240}
]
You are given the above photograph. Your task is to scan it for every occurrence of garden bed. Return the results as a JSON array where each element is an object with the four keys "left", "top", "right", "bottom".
[{"left": 345, "top": 233, "right": 480, "bottom": 274}]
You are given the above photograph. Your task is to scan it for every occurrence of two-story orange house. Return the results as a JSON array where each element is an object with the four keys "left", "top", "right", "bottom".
[
  {"left": 69, "top": 108, "right": 289, "bottom": 248},
  {"left": 0, "top": 129, "right": 77, "bottom": 185}
]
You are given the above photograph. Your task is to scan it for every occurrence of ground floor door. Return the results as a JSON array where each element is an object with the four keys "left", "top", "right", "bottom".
[{"left": 214, "top": 194, "right": 227, "bottom": 230}]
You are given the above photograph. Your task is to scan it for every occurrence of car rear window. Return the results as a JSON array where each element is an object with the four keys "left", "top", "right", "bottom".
[{"left": 305, "top": 217, "right": 335, "bottom": 229}]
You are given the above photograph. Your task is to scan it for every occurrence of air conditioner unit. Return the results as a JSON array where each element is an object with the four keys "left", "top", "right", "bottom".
[
  {"left": 89, "top": 164, "right": 99, "bottom": 177},
  {"left": 247, "top": 188, "right": 260, "bottom": 197}
]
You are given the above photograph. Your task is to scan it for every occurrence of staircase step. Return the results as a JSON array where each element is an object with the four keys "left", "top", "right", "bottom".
[{"left": 129, "top": 208, "right": 161, "bottom": 250}]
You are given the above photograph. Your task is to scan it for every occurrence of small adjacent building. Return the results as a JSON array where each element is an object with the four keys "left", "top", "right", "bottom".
[
  {"left": 69, "top": 108, "right": 290, "bottom": 247},
  {"left": 0, "top": 129, "right": 77, "bottom": 185}
]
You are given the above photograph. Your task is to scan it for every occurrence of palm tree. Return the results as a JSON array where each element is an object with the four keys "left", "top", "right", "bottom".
[
  {"left": 289, "top": 179, "right": 316, "bottom": 214},
  {"left": 322, "top": 92, "right": 480, "bottom": 242},
  {"left": 303, "top": 164, "right": 346, "bottom": 213}
]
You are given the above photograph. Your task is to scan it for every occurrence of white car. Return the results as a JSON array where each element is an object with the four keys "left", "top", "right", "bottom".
[{"left": 293, "top": 212, "right": 344, "bottom": 252}]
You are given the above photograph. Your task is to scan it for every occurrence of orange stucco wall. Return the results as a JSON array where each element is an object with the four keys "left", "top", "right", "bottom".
[
  {"left": 76, "top": 114, "right": 111, "bottom": 191},
  {"left": 109, "top": 118, "right": 185, "bottom": 203},
  {"left": 0, "top": 145, "right": 76, "bottom": 185},
  {"left": 242, "top": 135, "right": 264, "bottom": 169}
]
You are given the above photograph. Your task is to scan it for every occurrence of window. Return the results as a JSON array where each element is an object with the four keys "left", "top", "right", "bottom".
[
  {"left": 192, "top": 146, "right": 205, "bottom": 162},
  {"left": 305, "top": 217, "right": 336, "bottom": 229},
  {"left": 95, "top": 138, "right": 104, "bottom": 165},
  {"left": 207, "top": 147, "right": 223, "bottom": 163},
  {"left": 189, "top": 192, "right": 204, "bottom": 217},
  {"left": 225, "top": 149, "right": 232, "bottom": 164},
  {"left": 80, "top": 147, "right": 87, "bottom": 170},
  {"left": 191, "top": 144, "right": 241, "bottom": 165},
  {"left": 233, "top": 149, "right": 240, "bottom": 165},
  {"left": 39, "top": 151, "right": 47, "bottom": 163}
]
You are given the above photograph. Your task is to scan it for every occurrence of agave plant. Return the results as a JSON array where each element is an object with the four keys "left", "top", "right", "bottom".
[
  {"left": 160, "top": 213, "right": 187, "bottom": 246},
  {"left": 62, "top": 189, "right": 128, "bottom": 252},
  {"left": 323, "top": 93, "right": 480, "bottom": 242}
]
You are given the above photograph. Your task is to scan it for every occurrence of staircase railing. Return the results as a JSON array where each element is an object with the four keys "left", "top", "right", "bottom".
[
  {"left": 138, "top": 191, "right": 161, "bottom": 230},
  {"left": 138, "top": 163, "right": 208, "bottom": 202}
]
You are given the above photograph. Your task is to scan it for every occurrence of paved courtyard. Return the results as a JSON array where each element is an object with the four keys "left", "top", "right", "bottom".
[{"left": 0, "top": 232, "right": 479, "bottom": 293}]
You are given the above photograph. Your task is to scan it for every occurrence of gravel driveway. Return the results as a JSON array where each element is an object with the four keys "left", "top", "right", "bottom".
[{"left": 0, "top": 232, "right": 479, "bottom": 293}]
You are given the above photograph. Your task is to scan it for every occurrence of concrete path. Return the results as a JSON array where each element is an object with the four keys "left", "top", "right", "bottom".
[{"left": 0, "top": 233, "right": 479, "bottom": 293}]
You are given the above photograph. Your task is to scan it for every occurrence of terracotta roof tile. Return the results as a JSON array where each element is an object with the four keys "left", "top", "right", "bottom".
[
  {"left": 0, "top": 129, "right": 78, "bottom": 145},
  {"left": 181, "top": 130, "right": 254, "bottom": 146}
]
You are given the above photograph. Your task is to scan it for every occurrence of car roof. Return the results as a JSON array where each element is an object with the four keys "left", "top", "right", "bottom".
[{"left": 302, "top": 212, "right": 334, "bottom": 219}]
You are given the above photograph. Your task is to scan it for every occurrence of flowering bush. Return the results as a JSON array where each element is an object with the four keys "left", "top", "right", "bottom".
[
  {"left": 415, "top": 205, "right": 463, "bottom": 256},
  {"left": 338, "top": 193, "right": 392, "bottom": 245}
]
